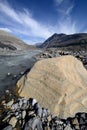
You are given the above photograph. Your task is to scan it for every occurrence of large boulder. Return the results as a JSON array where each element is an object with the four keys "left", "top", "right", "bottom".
[{"left": 16, "top": 56, "right": 87, "bottom": 118}]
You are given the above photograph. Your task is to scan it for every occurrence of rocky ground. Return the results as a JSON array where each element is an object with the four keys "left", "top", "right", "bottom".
[
  {"left": 0, "top": 90, "right": 87, "bottom": 130},
  {"left": 1, "top": 44, "right": 87, "bottom": 129},
  {"left": 35, "top": 47, "right": 87, "bottom": 69}
]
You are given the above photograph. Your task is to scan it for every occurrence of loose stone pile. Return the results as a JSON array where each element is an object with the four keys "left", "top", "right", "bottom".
[
  {"left": 35, "top": 48, "right": 87, "bottom": 69},
  {"left": 0, "top": 94, "right": 87, "bottom": 130}
]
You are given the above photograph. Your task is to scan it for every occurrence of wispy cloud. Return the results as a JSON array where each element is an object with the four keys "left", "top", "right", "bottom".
[
  {"left": 54, "top": 0, "right": 78, "bottom": 34},
  {"left": 55, "top": 0, "right": 74, "bottom": 14},
  {"left": 0, "top": 0, "right": 83, "bottom": 44},
  {"left": 0, "top": 0, "right": 53, "bottom": 43},
  {"left": 0, "top": 0, "right": 22, "bottom": 23},
  {"left": 58, "top": 4, "right": 74, "bottom": 15},
  {"left": 57, "top": 17, "right": 77, "bottom": 34}
]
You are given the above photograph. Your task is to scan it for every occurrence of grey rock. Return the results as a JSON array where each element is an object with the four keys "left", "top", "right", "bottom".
[
  {"left": 34, "top": 103, "right": 42, "bottom": 118},
  {"left": 80, "top": 113, "right": 86, "bottom": 119},
  {"left": 79, "top": 117, "right": 85, "bottom": 125},
  {"left": 11, "top": 103, "right": 20, "bottom": 110},
  {"left": 7, "top": 73, "right": 11, "bottom": 76},
  {"left": 74, "top": 125, "right": 80, "bottom": 130},
  {"left": 24, "top": 117, "right": 43, "bottom": 130},
  {"left": 18, "top": 97, "right": 29, "bottom": 110},
  {"left": 3, "top": 125, "right": 13, "bottom": 130},
  {"left": 22, "top": 110, "right": 26, "bottom": 119},
  {"left": 80, "top": 125, "right": 87, "bottom": 130},
  {"left": 64, "top": 125, "right": 73, "bottom": 130}
]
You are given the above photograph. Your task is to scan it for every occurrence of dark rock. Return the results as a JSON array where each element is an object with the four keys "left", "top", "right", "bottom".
[
  {"left": 41, "top": 33, "right": 87, "bottom": 48},
  {"left": 79, "top": 117, "right": 85, "bottom": 125}
]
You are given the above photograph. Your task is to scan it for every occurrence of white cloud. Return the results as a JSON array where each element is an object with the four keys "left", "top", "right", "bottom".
[
  {"left": 54, "top": 0, "right": 78, "bottom": 34},
  {"left": 0, "top": 1, "right": 22, "bottom": 23},
  {"left": 0, "top": 27, "right": 12, "bottom": 32},
  {"left": 0, "top": 0, "right": 53, "bottom": 40},
  {"left": 0, "top": 0, "right": 81, "bottom": 44},
  {"left": 58, "top": 17, "right": 77, "bottom": 34}
]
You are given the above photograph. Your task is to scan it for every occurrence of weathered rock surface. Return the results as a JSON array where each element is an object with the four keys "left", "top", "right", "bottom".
[{"left": 16, "top": 56, "right": 87, "bottom": 118}]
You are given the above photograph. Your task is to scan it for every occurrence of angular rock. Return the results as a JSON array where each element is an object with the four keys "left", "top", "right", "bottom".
[
  {"left": 16, "top": 56, "right": 87, "bottom": 118},
  {"left": 22, "top": 110, "right": 26, "bottom": 119},
  {"left": 3, "top": 125, "right": 13, "bottom": 130},
  {"left": 6, "top": 100, "right": 14, "bottom": 108},
  {"left": 64, "top": 125, "right": 73, "bottom": 130},
  {"left": 9, "top": 116, "right": 17, "bottom": 128},
  {"left": 24, "top": 117, "right": 43, "bottom": 130}
]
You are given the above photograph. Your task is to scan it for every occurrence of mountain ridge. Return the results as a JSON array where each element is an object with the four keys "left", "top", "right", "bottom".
[
  {"left": 0, "top": 30, "right": 34, "bottom": 51},
  {"left": 40, "top": 33, "right": 87, "bottom": 48}
]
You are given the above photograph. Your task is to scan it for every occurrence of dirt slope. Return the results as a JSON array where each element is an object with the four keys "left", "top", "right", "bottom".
[{"left": 0, "top": 30, "right": 32, "bottom": 51}]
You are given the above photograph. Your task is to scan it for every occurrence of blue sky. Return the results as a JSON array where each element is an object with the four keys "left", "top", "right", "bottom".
[{"left": 0, "top": 0, "right": 87, "bottom": 44}]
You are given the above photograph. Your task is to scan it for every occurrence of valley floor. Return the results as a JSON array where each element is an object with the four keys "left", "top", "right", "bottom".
[{"left": 0, "top": 49, "right": 42, "bottom": 97}]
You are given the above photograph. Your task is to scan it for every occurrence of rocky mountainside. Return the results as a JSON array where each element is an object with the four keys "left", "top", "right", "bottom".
[
  {"left": 16, "top": 56, "right": 87, "bottom": 118},
  {"left": 40, "top": 33, "right": 87, "bottom": 48},
  {"left": 0, "top": 30, "right": 33, "bottom": 51}
]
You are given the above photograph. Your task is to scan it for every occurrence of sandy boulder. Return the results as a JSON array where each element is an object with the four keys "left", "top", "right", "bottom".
[{"left": 16, "top": 56, "right": 87, "bottom": 118}]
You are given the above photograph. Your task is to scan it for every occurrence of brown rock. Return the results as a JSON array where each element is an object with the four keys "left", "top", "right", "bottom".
[
  {"left": 16, "top": 56, "right": 87, "bottom": 118},
  {"left": 72, "top": 118, "right": 79, "bottom": 125}
]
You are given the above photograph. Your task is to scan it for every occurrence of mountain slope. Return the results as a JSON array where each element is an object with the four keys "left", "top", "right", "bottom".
[
  {"left": 0, "top": 30, "right": 31, "bottom": 51},
  {"left": 41, "top": 33, "right": 87, "bottom": 48}
]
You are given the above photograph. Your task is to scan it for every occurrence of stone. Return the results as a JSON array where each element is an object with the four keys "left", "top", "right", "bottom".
[
  {"left": 3, "top": 125, "right": 13, "bottom": 130},
  {"left": 2, "top": 96, "right": 87, "bottom": 130},
  {"left": 5, "top": 90, "right": 10, "bottom": 93},
  {"left": 9, "top": 116, "right": 17, "bottom": 128},
  {"left": 20, "top": 71, "right": 24, "bottom": 75},
  {"left": 80, "top": 113, "right": 86, "bottom": 119},
  {"left": 1, "top": 100, "right": 6, "bottom": 105},
  {"left": 80, "top": 125, "right": 87, "bottom": 130},
  {"left": 64, "top": 125, "right": 73, "bottom": 130},
  {"left": 22, "top": 110, "right": 26, "bottom": 119},
  {"left": 79, "top": 117, "right": 85, "bottom": 125},
  {"left": 7, "top": 73, "right": 11, "bottom": 76},
  {"left": 11, "top": 103, "right": 20, "bottom": 110},
  {"left": 2, "top": 114, "right": 11, "bottom": 122},
  {"left": 18, "top": 98, "right": 29, "bottom": 110},
  {"left": 75, "top": 125, "right": 80, "bottom": 130},
  {"left": 24, "top": 117, "right": 43, "bottom": 130},
  {"left": 6, "top": 100, "right": 14, "bottom": 108},
  {"left": 16, "top": 56, "right": 87, "bottom": 118},
  {"left": 72, "top": 117, "right": 79, "bottom": 125}
]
